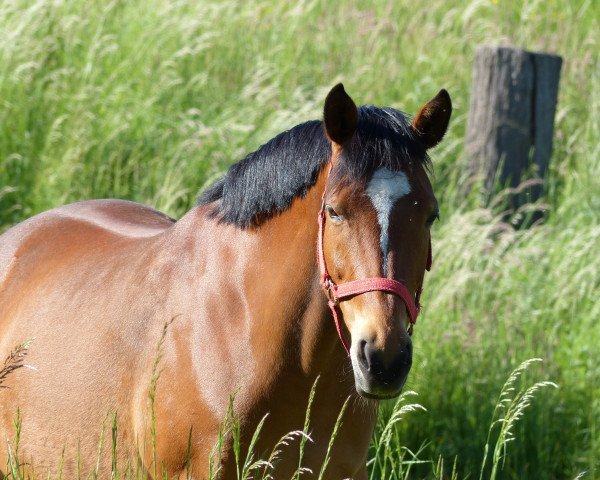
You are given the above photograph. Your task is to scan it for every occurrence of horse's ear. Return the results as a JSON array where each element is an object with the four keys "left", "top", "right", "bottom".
[
  {"left": 412, "top": 89, "right": 452, "bottom": 149},
  {"left": 323, "top": 83, "right": 358, "bottom": 145}
]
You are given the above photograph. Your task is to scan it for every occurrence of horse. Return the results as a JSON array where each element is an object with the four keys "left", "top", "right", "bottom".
[{"left": 0, "top": 84, "right": 451, "bottom": 479}]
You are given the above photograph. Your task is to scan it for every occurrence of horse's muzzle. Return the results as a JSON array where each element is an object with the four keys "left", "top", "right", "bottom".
[{"left": 353, "top": 338, "right": 412, "bottom": 399}]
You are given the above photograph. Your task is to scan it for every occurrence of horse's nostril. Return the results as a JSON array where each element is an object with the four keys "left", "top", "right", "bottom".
[
  {"left": 362, "top": 341, "right": 381, "bottom": 373},
  {"left": 357, "top": 339, "right": 369, "bottom": 369},
  {"left": 359, "top": 340, "right": 412, "bottom": 380}
]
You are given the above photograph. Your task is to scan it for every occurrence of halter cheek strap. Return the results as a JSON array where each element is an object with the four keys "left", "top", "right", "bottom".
[{"left": 317, "top": 193, "right": 432, "bottom": 355}]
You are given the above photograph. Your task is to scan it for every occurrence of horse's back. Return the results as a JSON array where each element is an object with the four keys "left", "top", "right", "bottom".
[
  {"left": 0, "top": 198, "right": 175, "bottom": 253},
  {"left": 0, "top": 199, "right": 175, "bottom": 296},
  {"left": 51, "top": 199, "right": 176, "bottom": 236},
  {"left": 0, "top": 198, "right": 178, "bottom": 342}
]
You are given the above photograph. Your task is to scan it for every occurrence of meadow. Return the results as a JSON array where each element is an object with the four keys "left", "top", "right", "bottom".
[{"left": 0, "top": 0, "right": 598, "bottom": 478}]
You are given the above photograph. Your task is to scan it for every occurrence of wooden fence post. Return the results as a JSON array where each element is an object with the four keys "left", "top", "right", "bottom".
[{"left": 466, "top": 46, "right": 562, "bottom": 206}]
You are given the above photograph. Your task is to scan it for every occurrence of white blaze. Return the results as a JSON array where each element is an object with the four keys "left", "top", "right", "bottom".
[{"left": 366, "top": 168, "right": 411, "bottom": 275}]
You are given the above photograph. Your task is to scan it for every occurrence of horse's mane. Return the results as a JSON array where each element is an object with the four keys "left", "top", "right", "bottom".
[{"left": 198, "top": 106, "right": 429, "bottom": 228}]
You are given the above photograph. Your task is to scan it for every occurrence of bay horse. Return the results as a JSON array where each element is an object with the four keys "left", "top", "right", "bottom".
[{"left": 0, "top": 84, "right": 451, "bottom": 479}]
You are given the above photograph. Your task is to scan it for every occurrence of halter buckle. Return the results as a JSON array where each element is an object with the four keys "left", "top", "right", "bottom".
[{"left": 324, "top": 280, "right": 338, "bottom": 305}]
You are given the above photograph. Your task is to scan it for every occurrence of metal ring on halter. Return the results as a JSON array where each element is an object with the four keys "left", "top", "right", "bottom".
[{"left": 325, "top": 281, "right": 338, "bottom": 305}]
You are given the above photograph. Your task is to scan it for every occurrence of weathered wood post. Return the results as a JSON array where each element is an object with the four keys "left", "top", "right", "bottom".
[{"left": 466, "top": 46, "right": 562, "bottom": 207}]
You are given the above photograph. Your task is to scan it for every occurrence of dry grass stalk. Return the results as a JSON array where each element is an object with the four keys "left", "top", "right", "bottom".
[{"left": 0, "top": 340, "right": 33, "bottom": 389}]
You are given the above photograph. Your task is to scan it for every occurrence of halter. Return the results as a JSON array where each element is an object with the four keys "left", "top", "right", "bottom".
[{"left": 317, "top": 170, "right": 432, "bottom": 355}]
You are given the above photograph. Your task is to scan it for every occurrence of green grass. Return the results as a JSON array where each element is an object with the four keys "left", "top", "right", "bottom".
[
  {"left": 3, "top": 352, "right": 555, "bottom": 479},
  {"left": 0, "top": 0, "right": 598, "bottom": 478}
]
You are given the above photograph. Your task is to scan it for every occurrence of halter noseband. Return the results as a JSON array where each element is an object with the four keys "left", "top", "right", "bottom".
[{"left": 317, "top": 172, "right": 432, "bottom": 355}]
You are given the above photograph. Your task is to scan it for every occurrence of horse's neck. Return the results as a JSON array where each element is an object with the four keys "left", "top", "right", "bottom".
[
  {"left": 180, "top": 171, "right": 374, "bottom": 459},
  {"left": 186, "top": 168, "right": 341, "bottom": 379},
  {"left": 260, "top": 184, "right": 346, "bottom": 374},
  {"left": 243, "top": 170, "right": 342, "bottom": 376}
]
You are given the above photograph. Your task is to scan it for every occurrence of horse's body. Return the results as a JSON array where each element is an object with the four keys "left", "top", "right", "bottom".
[
  {"left": 0, "top": 193, "right": 371, "bottom": 478},
  {"left": 0, "top": 85, "right": 450, "bottom": 479}
]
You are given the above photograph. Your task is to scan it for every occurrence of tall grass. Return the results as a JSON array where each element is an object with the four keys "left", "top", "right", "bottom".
[
  {"left": 478, "top": 359, "right": 558, "bottom": 480},
  {"left": 4, "top": 355, "right": 554, "bottom": 479},
  {"left": 1, "top": 0, "right": 598, "bottom": 478}
]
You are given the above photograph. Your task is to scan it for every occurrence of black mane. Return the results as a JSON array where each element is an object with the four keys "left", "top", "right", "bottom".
[{"left": 198, "top": 106, "right": 428, "bottom": 228}]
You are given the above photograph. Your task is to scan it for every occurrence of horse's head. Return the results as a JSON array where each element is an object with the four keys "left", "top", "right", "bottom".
[{"left": 320, "top": 84, "right": 451, "bottom": 399}]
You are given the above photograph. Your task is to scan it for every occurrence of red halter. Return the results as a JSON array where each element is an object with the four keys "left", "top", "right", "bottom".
[{"left": 317, "top": 176, "right": 432, "bottom": 355}]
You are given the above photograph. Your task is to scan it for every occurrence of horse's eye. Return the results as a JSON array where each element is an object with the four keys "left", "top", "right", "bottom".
[
  {"left": 326, "top": 205, "right": 343, "bottom": 223},
  {"left": 426, "top": 210, "right": 440, "bottom": 226}
]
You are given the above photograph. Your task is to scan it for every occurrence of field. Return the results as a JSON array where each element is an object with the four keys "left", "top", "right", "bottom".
[{"left": 0, "top": 0, "right": 599, "bottom": 478}]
